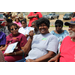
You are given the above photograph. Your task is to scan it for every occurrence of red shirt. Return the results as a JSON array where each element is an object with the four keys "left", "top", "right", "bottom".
[
  {"left": 28, "top": 12, "right": 42, "bottom": 27},
  {"left": 3, "top": 33, "right": 27, "bottom": 62},
  {"left": 1, "top": 22, "right": 5, "bottom": 26},
  {"left": 6, "top": 33, "right": 27, "bottom": 51},
  {"left": 60, "top": 36, "right": 75, "bottom": 62}
]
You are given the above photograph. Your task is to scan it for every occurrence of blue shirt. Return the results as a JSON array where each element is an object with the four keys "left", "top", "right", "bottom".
[{"left": 50, "top": 30, "right": 69, "bottom": 52}]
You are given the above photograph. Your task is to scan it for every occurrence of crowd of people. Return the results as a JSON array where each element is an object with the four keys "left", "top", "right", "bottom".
[{"left": 0, "top": 12, "right": 75, "bottom": 62}]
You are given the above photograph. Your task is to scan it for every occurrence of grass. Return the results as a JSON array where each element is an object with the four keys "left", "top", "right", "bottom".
[{"left": 50, "top": 25, "right": 68, "bottom": 27}]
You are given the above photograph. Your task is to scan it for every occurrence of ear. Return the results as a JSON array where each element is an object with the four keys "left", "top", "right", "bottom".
[{"left": 61, "top": 26, "right": 63, "bottom": 28}]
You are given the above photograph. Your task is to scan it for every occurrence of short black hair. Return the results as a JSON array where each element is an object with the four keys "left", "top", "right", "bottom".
[
  {"left": 55, "top": 20, "right": 63, "bottom": 27},
  {"left": 21, "top": 18, "right": 27, "bottom": 23},
  {"left": 8, "top": 23, "right": 19, "bottom": 31},
  {"left": 36, "top": 17, "right": 50, "bottom": 28}
]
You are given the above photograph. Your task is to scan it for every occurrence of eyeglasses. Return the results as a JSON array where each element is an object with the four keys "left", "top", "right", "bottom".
[{"left": 10, "top": 28, "right": 18, "bottom": 31}]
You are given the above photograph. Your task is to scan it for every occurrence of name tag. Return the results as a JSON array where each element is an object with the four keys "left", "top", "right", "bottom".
[{"left": 42, "top": 38, "right": 47, "bottom": 41}]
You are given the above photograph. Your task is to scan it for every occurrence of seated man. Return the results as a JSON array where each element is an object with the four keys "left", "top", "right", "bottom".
[{"left": 48, "top": 18, "right": 75, "bottom": 62}]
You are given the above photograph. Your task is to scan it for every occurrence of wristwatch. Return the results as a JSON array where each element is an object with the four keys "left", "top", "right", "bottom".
[{"left": 14, "top": 52, "right": 16, "bottom": 55}]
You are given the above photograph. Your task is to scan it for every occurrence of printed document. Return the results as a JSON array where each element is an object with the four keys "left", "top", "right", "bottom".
[{"left": 4, "top": 42, "right": 18, "bottom": 54}]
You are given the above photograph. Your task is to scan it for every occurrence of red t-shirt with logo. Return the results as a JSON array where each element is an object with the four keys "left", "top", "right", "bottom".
[
  {"left": 59, "top": 36, "right": 75, "bottom": 62},
  {"left": 3, "top": 33, "right": 27, "bottom": 62},
  {"left": 28, "top": 12, "right": 42, "bottom": 27}
]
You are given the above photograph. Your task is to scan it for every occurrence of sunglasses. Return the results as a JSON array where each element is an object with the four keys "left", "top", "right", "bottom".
[
  {"left": 10, "top": 28, "right": 18, "bottom": 31},
  {"left": 55, "top": 25, "right": 62, "bottom": 27}
]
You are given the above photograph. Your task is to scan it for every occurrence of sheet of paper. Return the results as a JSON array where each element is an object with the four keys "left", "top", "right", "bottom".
[
  {"left": 26, "top": 27, "right": 34, "bottom": 35},
  {"left": 29, "top": 27, "right": 34, "bottom": 31},
  {"left": 4, "top": 42, "right": 18, "bottom": 54},
  {"left": 28, "top": 27, "right": 34, "bottom": 32}
]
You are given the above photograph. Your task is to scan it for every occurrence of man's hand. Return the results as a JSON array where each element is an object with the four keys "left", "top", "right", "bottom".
[
  {"left": 48, "top": 57, "right": 58, "bottom": 62},
  {"left": 34, "top": 14, "right": 39, "bottom": 18},
  {"left": 48, "top": 53, "right": 60, "bottom": 62}
]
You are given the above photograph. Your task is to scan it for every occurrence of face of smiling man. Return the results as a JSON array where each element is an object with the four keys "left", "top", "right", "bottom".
[
  {"left": 68, "top": 24, "right": 75, "bottom": 38},
  {"left": 39, "top": 23, "right": 49, "bottom": 35}
]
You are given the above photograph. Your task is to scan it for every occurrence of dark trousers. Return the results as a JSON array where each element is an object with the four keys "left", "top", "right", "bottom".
[{"left": 16, "top": 58, "right": 26, "bottom": 62}]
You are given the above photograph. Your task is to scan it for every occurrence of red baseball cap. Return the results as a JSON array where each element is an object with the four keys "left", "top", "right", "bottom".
[{"left": 65, "top": 18, "right": 75, "bottom": 26}]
